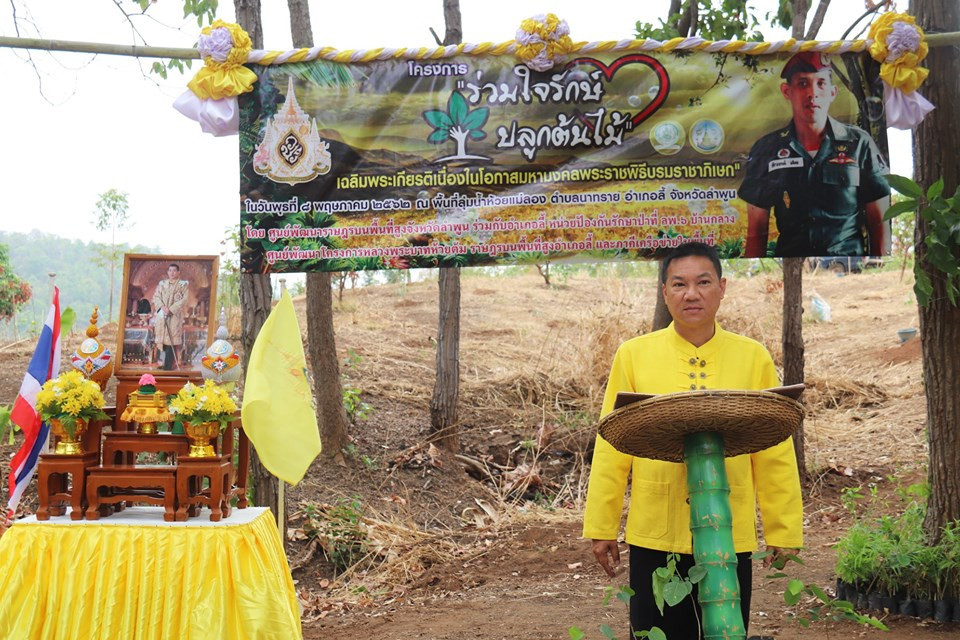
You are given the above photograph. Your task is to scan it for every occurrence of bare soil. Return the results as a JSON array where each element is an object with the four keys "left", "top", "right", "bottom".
[{"left": 1, "top": 268, "right": 951, "bottom": 639}]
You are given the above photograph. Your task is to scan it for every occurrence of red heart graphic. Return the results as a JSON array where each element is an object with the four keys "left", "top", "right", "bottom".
[{"left": 564, "top": 54, "right": 671, "bottom": 130}]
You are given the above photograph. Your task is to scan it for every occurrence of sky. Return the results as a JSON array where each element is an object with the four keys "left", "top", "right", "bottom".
[{"left": 1, "top": 0, "right": 912, "bottom": 255}]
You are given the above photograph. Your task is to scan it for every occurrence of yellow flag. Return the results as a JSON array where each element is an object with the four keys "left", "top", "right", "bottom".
[{"left": 241, "top": 289, "right": 321, "bottom": 484}]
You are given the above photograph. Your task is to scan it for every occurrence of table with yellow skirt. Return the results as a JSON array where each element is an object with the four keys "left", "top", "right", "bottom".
[{"left": 0, "top": 507, "right": 302, "bottom": 640}]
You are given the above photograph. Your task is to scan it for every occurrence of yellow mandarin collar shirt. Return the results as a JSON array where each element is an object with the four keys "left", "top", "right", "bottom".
[{"left": 583, "top": 322, "right": 803, "bottom": 554}]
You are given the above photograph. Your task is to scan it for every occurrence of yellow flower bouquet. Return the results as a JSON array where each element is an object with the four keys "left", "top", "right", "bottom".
[
  {"left": 35, "top": 370, "right": 108, "bottom": 454},
  {"left": 169, "top": 379, "right": 238, "bottom": 457}
]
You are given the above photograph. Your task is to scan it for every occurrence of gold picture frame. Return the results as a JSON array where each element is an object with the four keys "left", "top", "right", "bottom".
[{"left": 115, "top": 254, "right": 219, "bottom": 376}]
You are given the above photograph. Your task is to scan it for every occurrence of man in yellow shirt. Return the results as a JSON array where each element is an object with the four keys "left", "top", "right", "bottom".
[{"left": 583, "top": 241, "right": 803, "bottom": 639}]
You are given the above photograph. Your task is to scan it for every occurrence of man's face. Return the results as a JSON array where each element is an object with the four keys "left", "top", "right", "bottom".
[
  {"left": 167, "top": 265, "right": 180, "bottom": 280},
  {"left": 781, "top": 69, "right": 836, "bottom": 131},
  {"left": 662, "top": 256, "right": 726, "bottom": 333}
]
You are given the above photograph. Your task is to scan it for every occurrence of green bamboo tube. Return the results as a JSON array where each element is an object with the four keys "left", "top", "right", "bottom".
[{"left": 684, "top": 431, "right": 746, "bottom": 640}]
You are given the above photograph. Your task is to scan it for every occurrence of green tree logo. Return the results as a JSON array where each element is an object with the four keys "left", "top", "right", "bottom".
[{"left": 423, "top": 91, "right": 491, "bottom": 162}]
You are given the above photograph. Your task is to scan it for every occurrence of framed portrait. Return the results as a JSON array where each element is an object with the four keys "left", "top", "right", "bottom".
[{"left": 116, "top": 254, "right": 219, "bottom": 376}]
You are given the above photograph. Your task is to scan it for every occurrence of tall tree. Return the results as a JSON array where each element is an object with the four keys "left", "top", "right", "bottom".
[
  {"left": 429, "top": 0, "right": 463, "bottom": 452},
  {"left": 0, "top": 243, "right": 31, "bottom": 325},
  {"left": 911, "top": 0, "right": 960, "bottom": 541},
  {"left": 91, "top": 188, "right": 132, "bottom": 322},
  {"left": 234, "top": 0, "right": 280, "bottom": 521},
  {"left": 287, "top": 0, "right": 353, "bottom": 462}
]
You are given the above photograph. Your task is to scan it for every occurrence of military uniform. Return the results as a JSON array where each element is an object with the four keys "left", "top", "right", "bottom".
[{"left": 739, "top": 116, "right": 890, "bottom": 256}]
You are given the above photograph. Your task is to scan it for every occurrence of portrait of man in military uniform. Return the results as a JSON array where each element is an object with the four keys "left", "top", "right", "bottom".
[
  {"left": 153, "top": 263, "right": 189, "bottom": 370},
  {"left": 738, "top": 51, "right": 890, "bottom": 258}
]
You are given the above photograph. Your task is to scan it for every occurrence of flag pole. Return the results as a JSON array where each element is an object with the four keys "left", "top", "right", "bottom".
[{"left": 276, "top": 278, "right": 287, "bottom": 544}]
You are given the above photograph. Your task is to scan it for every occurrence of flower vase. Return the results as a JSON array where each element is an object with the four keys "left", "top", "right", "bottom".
[
  {"left": 50, "top": 417, "right": 87, "bottom": 455},
  {"left": 185, "top": 421, "right": 219, "bottom": 457}
]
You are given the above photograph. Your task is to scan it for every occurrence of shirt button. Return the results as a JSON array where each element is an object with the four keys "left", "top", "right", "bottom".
[
  {"left": 690, "top": 384, "right": 697, "bottom": 390},
  {"left": 700, "top": 372, "right": 707, "bottom": 379},
  {"left": 700, "top": 360, "right": 707, "bottom": 367},
  {"left": 689, "top": 358, "right": 697, "bottom": 365},
  {"left": 689, "top": 372, "right": 696, "bottom": 379},
  {"left": 700, "top": 385, "right": 706, "bottom": 390}
]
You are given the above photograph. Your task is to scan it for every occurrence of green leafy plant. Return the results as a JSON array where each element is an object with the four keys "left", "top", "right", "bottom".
[
  {"left": 651, "top": 553, "right": 707, "bottom": 616},
  {"left": 756, "top": 550, "right": 888, "bottom": 631},
  {"left": 569, "top": 585, "right": 665, "bottom": 640},
  {"left": 341, "top": 349, "right": 372, "bottom": 422},
  {"left": 0, "top": 404, "right": 17, "bottom": 445},
  {"left": 302, "top": 497, "right": 369, "bottom": 575},
  {"left": 884, "top": 174, "right": 960, "bottom": 307}
]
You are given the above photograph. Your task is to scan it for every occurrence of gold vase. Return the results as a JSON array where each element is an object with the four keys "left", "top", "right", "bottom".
[
  {"left": 184, "top": 421, "right": 220, "bottom": 457},
  {"left": 137, "top": 421, "right": 158, "bottom": 435},
  {"left": 49, "top": 417, "right": 87, "bottom": 455}
]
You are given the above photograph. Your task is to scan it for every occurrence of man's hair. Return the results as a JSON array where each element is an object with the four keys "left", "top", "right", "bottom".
[
  {"left": 660, "top": 242, "right": 723, "bottom": 284},
  {"left": 168, "top": 263, "right": 180, "bottom": 272}
]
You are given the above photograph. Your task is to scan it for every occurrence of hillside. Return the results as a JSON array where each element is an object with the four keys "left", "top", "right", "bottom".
[{"left": 0, "top": 266, "right": 941, "bottom": 639}]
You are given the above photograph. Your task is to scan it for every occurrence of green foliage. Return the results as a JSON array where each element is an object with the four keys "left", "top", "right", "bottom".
[
  {"left": 341, "top": 349, "right": 372, "bottom": 422},
  {"left": 133, "top": 0, "right": 217, "bottom": 27},
  {"left": 218, "top": 225, "right": 241, "bottom": 310},
  {"left": 150, "top": 58, "right": 194, "bottom": 80},
  {"left": 0, "top": 230, "right": 160, "bottom": 339},
  {"left": 0, "top": 404, "right": 17, "bottom": 445},
  {"left": 0, "top": 243, "right": 31, "bottom": 322},
  {"left": 302, "top": 497, "right": 368, "bottom": 574},
  {"left": 635, "top": 0, "right": 778, "bottom": 41},
  {"left": 754, "top": 549, "right": 888, "bottom": 631},
  {"left": 885, "top": 174, "right": 960, "bottom": 307},
  {"left": 60, "top": 307, "right": 77, "bottom": 335},
  {"left": 570, "top": 584, "right": 664, "bottom": 639},
  {"left": 835, "top": 481, "right": 960, "bottom": 603}
]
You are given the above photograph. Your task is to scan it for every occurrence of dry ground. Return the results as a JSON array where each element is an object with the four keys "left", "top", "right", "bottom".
[{"left": 1, "top": 267, "right": 951, "bottom": 639}]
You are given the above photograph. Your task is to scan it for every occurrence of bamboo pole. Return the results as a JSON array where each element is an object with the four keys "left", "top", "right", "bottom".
[
  {"left": 1, "top": 31, "right": 959, "bottom": 61},
  {"left": 0, "top": 36, "right": 198, "bottom": 59},
  {"left": 685, "top": 432, "right": 745, "bottom": 640}
]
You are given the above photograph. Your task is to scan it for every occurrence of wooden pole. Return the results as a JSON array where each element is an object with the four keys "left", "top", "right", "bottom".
[
  {"left": 277, "top": 278, "right": 287, "bottom": 546},
  {"left": 1, "top": 32, "right": 959, "bottom": 61},
  {"left": 0, "top": 36, "right": 198, "bottom": 59}
]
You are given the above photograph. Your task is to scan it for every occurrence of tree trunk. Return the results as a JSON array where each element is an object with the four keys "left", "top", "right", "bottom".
[
  {"left": 234, "top": 0, "right": 279, "bottom": 522},
  {"left": 913, "top": 0, "right": 960, "bottom": 543},
  {"left": 805, "top": 0, "right": 831, "bottom": 40},
  {"left": 782, "top": 0, "right": 814, "bottom": 482},
  {"left": 233, "top": 0, "right": 263, "bottom": 51},
  {"left": 782, "top": 258, "right": 806, "bottom": 478},
  {"left": 287, "top": 0, "right": 312, "bottom": 39},
  {"left": 431, "top": 267, "right": 460, "bottom": 451},
  {"left": 441, "top": 0, "right": 462, "bottom": 45},
  {"left": 306, "top": 274, "right": 350, "bottom": 460},
  {"left": 285, "top": 0, "right": 351, "bottom": 462},
  {"left": 791, "top": 0, "right": 810, "bottom": 39},
  {"left": 652, "top": 260, "right": 672, "bottom": 331},
  {"left": 430, "top": 1, "right": 463, "bottom": 453},
  {"left": 239, "top": 273, "right": 277, "bottom": 517}
]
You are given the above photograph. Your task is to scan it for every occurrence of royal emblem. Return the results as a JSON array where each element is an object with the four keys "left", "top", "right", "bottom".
[
  {"left": 777, "top": 148, "right": 790, "bottom": 159},
  {"left": 253, "top": 76, "right": 332, "bottom": 184}
]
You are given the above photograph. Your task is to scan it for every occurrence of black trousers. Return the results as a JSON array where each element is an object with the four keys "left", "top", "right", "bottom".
[{"left": 629, "top": 546, "right": 753, "bottom": 640}]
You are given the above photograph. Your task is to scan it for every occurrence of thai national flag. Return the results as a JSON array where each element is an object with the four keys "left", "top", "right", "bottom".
[{"left": 6, "top": 287, "right": 60, "bottom": 520}]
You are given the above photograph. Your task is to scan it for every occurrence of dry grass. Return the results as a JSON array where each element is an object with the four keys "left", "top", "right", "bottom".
[{"left": 284, "top": 268, "right": 926, "bottom": 609}]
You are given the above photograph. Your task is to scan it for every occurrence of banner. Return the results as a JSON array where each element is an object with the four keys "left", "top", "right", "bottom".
[{"left": 239, "top": 49, "right": 891, "bottom": 273}]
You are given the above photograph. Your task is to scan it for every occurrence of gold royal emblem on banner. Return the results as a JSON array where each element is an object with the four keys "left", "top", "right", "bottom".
[{"left": 253, "top": 76, "right": 332, "bottom": 184}]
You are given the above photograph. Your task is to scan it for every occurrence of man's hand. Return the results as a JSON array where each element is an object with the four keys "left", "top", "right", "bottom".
[
  {"left": 591, "top": 539, "right": 621, "bottom": 578},
  {"left": 762, "top": 545, "right": 799, "bottom": 568}
]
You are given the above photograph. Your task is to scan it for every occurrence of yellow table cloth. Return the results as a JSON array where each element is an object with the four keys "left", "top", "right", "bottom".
[{"left": 0, "top": 507, "right": 302, "bottom": 640}]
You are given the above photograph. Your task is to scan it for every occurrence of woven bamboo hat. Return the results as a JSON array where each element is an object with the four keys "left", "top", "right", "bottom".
[{"left": 597, "top": 387, "right": 804, "bottom": 462}]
